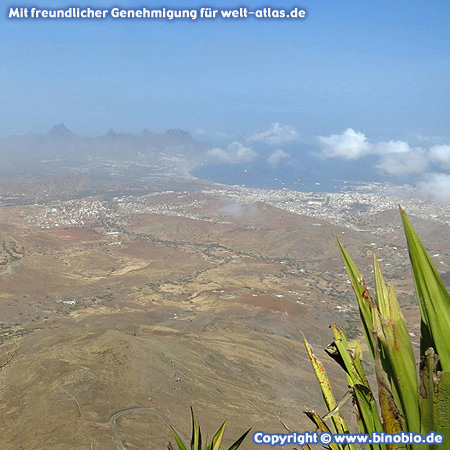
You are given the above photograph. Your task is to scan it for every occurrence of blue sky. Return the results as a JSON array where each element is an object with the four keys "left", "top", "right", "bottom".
[
  {"left": 4, "top": 1, "right": 450, "bottom": 199},
  {"left": 2, "top": 0, "right": 450, "bottom": 141}
]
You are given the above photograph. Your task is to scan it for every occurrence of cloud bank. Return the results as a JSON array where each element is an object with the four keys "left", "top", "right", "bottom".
[
  {"left": 249, "top": 123, "right": 299, "bottom": 145},
  {"left": 318, "top": 128, "right": 371, "bottom": 160},
  {"left": 318, "top": 128, "right": 450, "bottom": 202},
  {"left": 267, "top": 149, "right": 290, "bottom": 167},
  {"left": 417, "top": 173, "right": 450, "bottom": 203},
  {"left": 429, "top": 145, "right": 450, "bottom": 169},
  {"left": 375, "top": 149, "right": 428, "bottom": 177},
  {"left": 208, "top": 141, "right": 256, "bottom": 163},
  {"left": 317, "top": 128, "right": 450, "bottom": 176}
]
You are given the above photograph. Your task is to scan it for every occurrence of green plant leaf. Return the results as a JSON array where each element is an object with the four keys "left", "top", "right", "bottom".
[
  {"left": 337, "top": 238, "right": 376, "bottom": 361},
  {"left": 373, "top": 256, "right": 420, "bottom": 433},
  {"left": 227, "top": 428, "right": 251, "bottom": 450},
  {"left": 170, "top": 409, "right": 248, "bottom": 450},
  {"left": 304, "top": 408, "right": 343, "bottom": 450},
  {"left": 326, "top": 324, "right": 385, "bottom": 449},
  {"left": 206, "top": 420, "right": 227, "bottom": 450},
  {"left": 419, "top": 348, "right": 450, "bottom": 445},
  {"left": 400, "top": 208, "right": 450, "bottom": 371},
  {"left": 190, "top": 407, "right": 202, "bottom": 449},
  {"left": 170, "top": 427, "right": 189, "bottom": 450},
  {"left": 306, "top": 212, "right": 450, "bottom": 450},
  {"left": 303, "top": 335, "right": 354, "bottom": 447}
]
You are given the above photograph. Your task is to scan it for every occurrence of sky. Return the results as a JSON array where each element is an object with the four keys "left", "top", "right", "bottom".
[{"left": 2, "top": 1, "right": 450, "bottom": 197}]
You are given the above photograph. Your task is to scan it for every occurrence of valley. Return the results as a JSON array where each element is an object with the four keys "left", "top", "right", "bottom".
[{"left": 0, "top": 175, "right": 446, "bottom": 448}]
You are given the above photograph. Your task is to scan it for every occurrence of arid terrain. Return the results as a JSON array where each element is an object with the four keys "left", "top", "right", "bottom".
[{"left": 0, "top": 176, "right": 448, "bottom": 449}]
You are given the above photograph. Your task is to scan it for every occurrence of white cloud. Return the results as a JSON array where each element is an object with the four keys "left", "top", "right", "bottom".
[
  {"left": 376, "top": 150, "right": 429, "bottom": 177},
  {"left": 429, "top": 145, "right": 450, "bottom": 169},
  {"left": 373, "top": 140, "right": 415, "bottom": 154},
  {"left": 318, "top": 130, "right": 419, "bottom": 161},
  {"left": 373, "top": 141, "right": 428, "bottom": 177},
  {"left": 207, "top": 141, "right": 256, "bottom": 163},
  {"left": 315, "top": 127, "right": 450, "bottom": 199},
  {"left": 317, "top": 129, "right": 436, "bottom": 177},
  {"left": 417, "top": 173, "right": 450, "bottom": 203},
  {"left": 318, "top": 128, "right": 371, "bottom": 160},
  {"left": 249, "top": 123, "right": 299, "bottom": 145},
  {"left": 217, "top": 200, "right": 258, "bottom": 219},
  {"left": 267, "top": 149, "right": 289, "bottom": 167}
]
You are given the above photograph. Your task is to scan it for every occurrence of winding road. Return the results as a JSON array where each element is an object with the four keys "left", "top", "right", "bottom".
[{"left": 109, "top": 407, "right": 188, "bottom": 450}]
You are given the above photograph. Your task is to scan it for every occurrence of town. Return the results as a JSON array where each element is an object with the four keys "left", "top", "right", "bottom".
[{"left": 19, "top": 180, "right": 450, "bottom": 234}]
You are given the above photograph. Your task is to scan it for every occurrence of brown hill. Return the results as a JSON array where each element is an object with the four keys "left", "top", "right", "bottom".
[{"left": 0, "top": 192, "right": 445, "bottom": 448}]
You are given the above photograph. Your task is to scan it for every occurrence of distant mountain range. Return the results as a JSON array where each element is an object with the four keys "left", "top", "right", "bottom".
[{"left": 0, "top": 124, "right": 210, "bottom": 163}]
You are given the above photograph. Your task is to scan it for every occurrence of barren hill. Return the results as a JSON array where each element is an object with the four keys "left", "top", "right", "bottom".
[{"left": 0, "top": 189, "right": 447, "bottom": 448}]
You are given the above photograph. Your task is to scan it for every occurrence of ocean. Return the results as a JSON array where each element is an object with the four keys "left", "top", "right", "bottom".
[{"left": 192, "top": 161, "right": 376, "bottom": 193}]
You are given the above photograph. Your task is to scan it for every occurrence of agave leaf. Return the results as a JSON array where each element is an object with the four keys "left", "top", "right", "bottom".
[
  {"left": 337, "top": 238, "right": 376, "bottom": 361},
  {"left": 303, "top": 335, "right": 355, "bottom": 448},
  {"left": 373, "top": 257, "right": 420, "bottom": 433},
  {"left": 419, "top": 348, "right": 450, "bottom": 445},
  {"left": 435, "top": 371, "right": 450, "bottom": 443},
  {"left": 352, "top": 385, "right": 388, "bottom": 450},
  {"left": 327, "top": 324, "right": 385, "bottom": 449},
  {"left": 371, "top": 309, "right": 406, "bottom": 446},
  {"left": 400, "top": 208, "right": 450, "bottom": 371},
  {"left": 304, "top": 408, "right": 342, "bottom": 450},
  {"left": 337, "top": 248, "right": 410, "bottom": 440},
  {"left": 190, "top": 407, "right": 202, "bottom": 449},
  {"left": 419, "top": 348, "right": 439, "bottom": 437},
  {"left": 206, "top": 420, "right": 227, "bottom": 450},
  {"left": 371, "top": 299, "right": 405, "bottom": 431},
  {"left": 303, "top": 335, "right": 338, "bottom": 413},
  {"left": 226, "top": 428, "right": 251, "bottom": 450},
  {"left": 169, "top": 410, "right": 248, "bottom": 450},
  {"left": 327, "top": 324, "right": 370, "bottom": 387},
  {"left": 171, "top": 427, "right": 190, "bottom": 450},
  {"left": 309, "top": 217, "right": 450, "bottom": 450}
]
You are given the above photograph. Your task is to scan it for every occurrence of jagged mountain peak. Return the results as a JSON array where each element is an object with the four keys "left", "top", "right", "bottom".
[
  {"left": 46, "top": 123, "right": 75, "bottom": 138},
  {"left": 142, "top": 128, "right": 155, "bottom": 137},
  {"left": 105, "top": 128, "right": 118, "bottom": 138},
  {"left": 165, "top": 128, "right": 191, "bottom": 138}
]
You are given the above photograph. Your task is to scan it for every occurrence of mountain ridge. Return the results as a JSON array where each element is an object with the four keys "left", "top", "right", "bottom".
[{"left": 0, "top": 125, "right": 210, "bottom": 164}]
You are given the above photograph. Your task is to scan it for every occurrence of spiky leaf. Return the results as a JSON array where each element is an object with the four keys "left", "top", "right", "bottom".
[
  {"left": 373, "top": 257, "right": 420, "bottom": 433},
  {"left": 205, "top": 421, "right": 227, "bottom": 450},
  {"left": 190, "top": 407, "right": 202, "bottom": 449},
  {"left": 304, "top": 408, "right": 342, "bottom": 450},
  {"left": 326, "top": 324, "right": 385, "bottom": 449},
  {"left": 400, "top": 208, "right": 450, "bottom": 370},
  {"left": 170, "top": 427, "right": 189, "bottom": 450},
  {"left": 419, "top": 348, "right": 450, "bottom": 444},
  {"left": 303, "top": 335, "right": 354, "bottom": 448},
  {"left": 227, "top": 429, "right": 251, "bottom": 450},
  {"left": 337, "top": 238, "right": 376, "bottom": 361}
]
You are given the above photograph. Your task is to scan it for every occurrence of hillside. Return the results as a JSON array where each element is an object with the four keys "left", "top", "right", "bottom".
[
  {"left": 0, "top": 125, "right": 210, "bottom": 178},
  {"left": 0, "top": 189, "right": 447, "bottom": 448}
]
